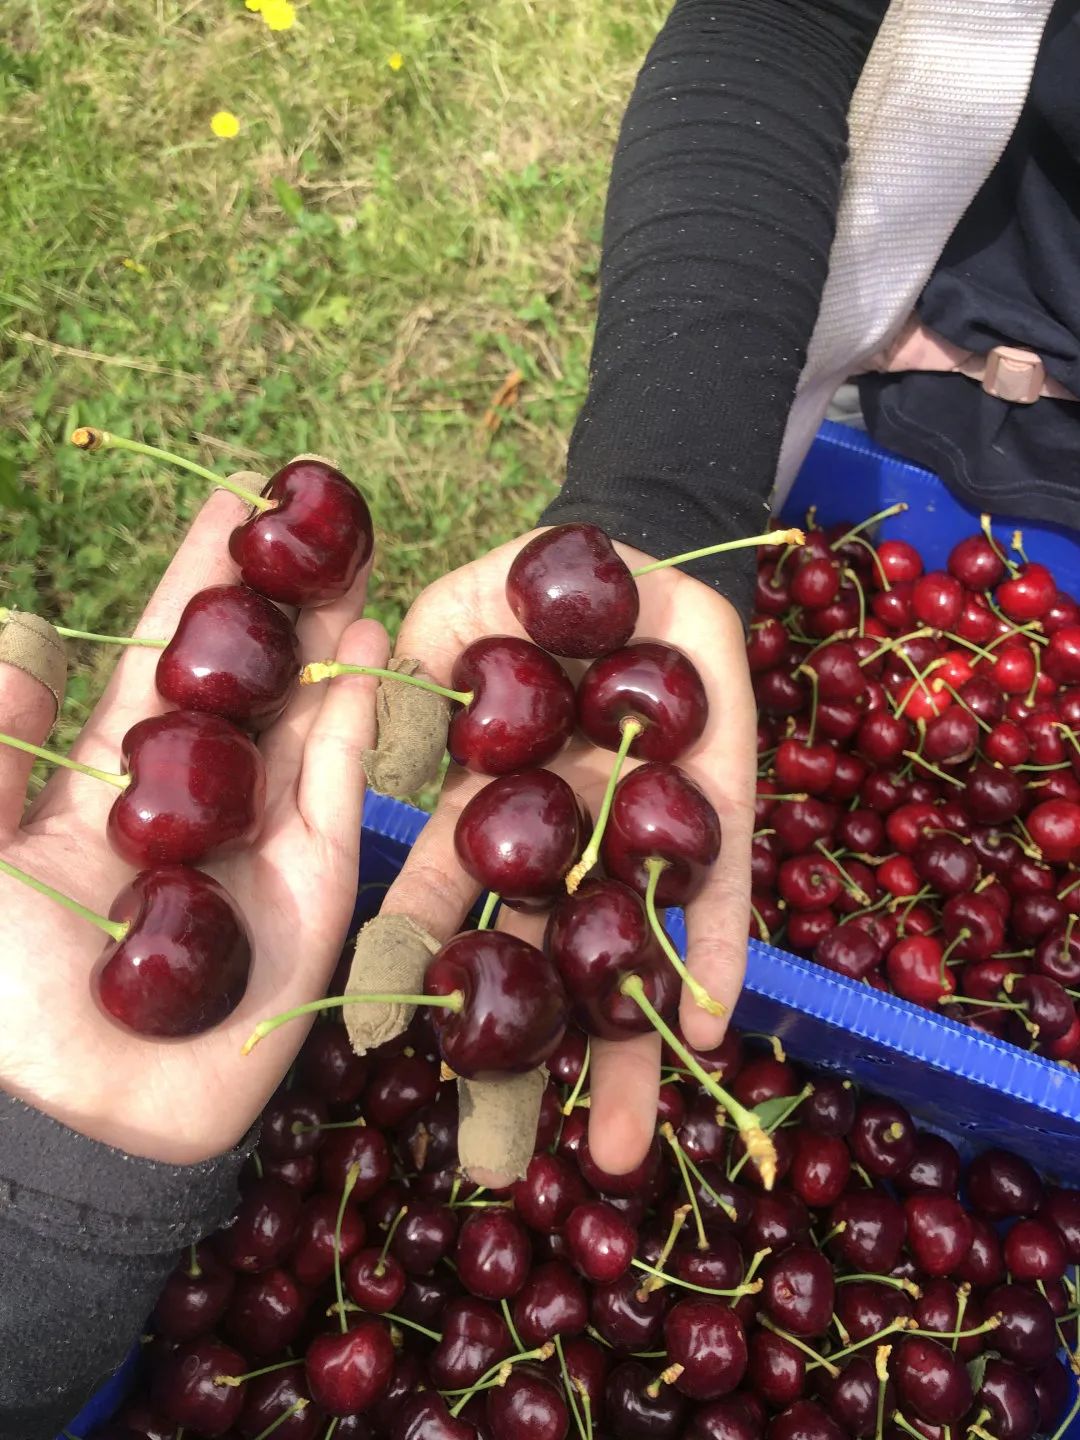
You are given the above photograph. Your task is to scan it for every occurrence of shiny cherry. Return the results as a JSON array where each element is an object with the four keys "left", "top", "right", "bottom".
[
  {"left": 152, "top": 1244, "right": 235, "bottom": 1342},
  {"left": 289, "top": 1192, "right": 365, "bottom": 1287},
  {"left": 664, "top": 1298, "right": 747, "bottom": 1401},
  {"left": 903, "top": 1193, "right": 972, "bottom": 1277},
  {"left": 151, "top": 1336, "right": 248, "bottom": 1436},
  {"left": 454, "top": 769, "right": 585, "bottom": 903},
  {"left": 224, "top": 1268, "right": 307, "bottom": 1357},
  {"left": 487, "top": 1364, "right": 568, "bottom": 1440},
  {"left": 761, "top": 1244, "right": 834, "bottom": 1338},
  {"left": 512, "top": 1259, "right": 587, "bottom": 1346},
  {"left": 455, "top": 1209, "right": 531, "bottom": 1300},
  {"left": 428, "top": 1296, "right": 512, "bottom": 1390},
  {"left": 600, "top": 761, "right": 721, "bottom": 904},
  {"left": 228, "top": 458, "right": 373, "bottom": 607},
  {"left": 506, "top": 523, "right": 638, "bottom": 659},
  {"left": 578, "top": 641, "right": 708, "bottom": 761},
  {"left": 891, "top": 1336, "right": 972, "bottom": 1426},
  {"left": 304, "top": 1318, "right": 395, "bottom": 1417},
  {"left": 237, "top": 1369, "right": 322, "bottom": 1440},
  {"left": 605, "top": 1359, "right": 687, "bottom": 1440},
  {"left": 564, "top": 1201, "right": 637, "bottom": 1283},
  {"left": 447, "top": 636, "right": 576, "bottom": 775},
  {"left": 967, "top": 1149, "right": 1043, "bottom": 1218},
  {"left": 214, "top": 1176, "right": 301, "bottom": 1273}
]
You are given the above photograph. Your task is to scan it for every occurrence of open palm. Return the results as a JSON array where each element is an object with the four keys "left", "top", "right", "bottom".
[
  {"left": 0, "top": 489, "right": 387, "bottom": 1165},
  {"left": 379, "top": 530, "right": 757, "bottom": 1178}
]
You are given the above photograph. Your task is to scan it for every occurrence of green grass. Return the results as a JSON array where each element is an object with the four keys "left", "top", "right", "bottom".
[{"left": 0, "top": 0, "right": 666, "bottom": 742}]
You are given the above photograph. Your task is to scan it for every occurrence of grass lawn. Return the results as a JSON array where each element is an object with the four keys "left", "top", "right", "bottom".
[{"left": 0, "top": 0, "right": 667, "bottom": 751}]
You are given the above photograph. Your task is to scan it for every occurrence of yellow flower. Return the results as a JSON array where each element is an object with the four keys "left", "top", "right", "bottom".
[
  {"left": 245, "top": 0, "right": 263, "bottom": 9},
  {"left": 387, "top": 51, "right": 404, "bottom": 71},
  {"left": 261, "top": 0, "right": 296, "bottom": 30},
  {"left": 210, "top": 110, "right": 240, "bottom": 138}
]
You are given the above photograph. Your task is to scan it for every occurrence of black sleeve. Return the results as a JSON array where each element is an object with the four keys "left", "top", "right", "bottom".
[
  {"left": 540, "top": 0, "right": 890, "bottom": 622},
  {"left": 0, "top": 1090, "right": 254, "bottom": 1440}
]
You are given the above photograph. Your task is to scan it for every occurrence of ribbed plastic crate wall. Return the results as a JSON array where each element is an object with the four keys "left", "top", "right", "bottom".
[{"left": 64, "top": 423, "right": 1080, "bottom": 1437}]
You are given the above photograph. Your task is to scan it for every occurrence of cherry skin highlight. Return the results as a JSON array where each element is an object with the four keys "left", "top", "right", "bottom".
[
  {"left": 92, "top": 866, "right": 253, "bottom": 1037},
  {"left": 453, "top": 768, "right": 586, "bottom": 904},
  {"left": 448, "top": 635, "right": 576, "bottom": 775},
  {"left": 304, "top": 1318, "right": 395, "bottom": 1417},
  {"left": 600, "top": 761, "right": 721, "bottom": 905},
  {"left": 506, "top": 522, "right": 639, "bottom": 658},
  {"left": 577, "top": 640, "right": 708, "bottom": 762},
  {"left": 228, "top": 458, "right": 374, "bottom": 607}
]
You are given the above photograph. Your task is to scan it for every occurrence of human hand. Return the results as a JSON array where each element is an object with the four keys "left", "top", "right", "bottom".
[
  {"left": 378, "top": 530, "right": 757, "bottom": 1178},
  {"left": 0, "top": 489, "right": 387, "bottom": 1165}
]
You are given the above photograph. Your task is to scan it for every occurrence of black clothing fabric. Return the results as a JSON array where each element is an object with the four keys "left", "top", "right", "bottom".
[
  {"left": 860, "top": 0, "right": 1080, "bottom": 530},
  {"left": 541, "top": 0, "right": 891, "bottom": 622},
  {"left": 0, "top": 1089, "right": 253, "bottom": 1440}
]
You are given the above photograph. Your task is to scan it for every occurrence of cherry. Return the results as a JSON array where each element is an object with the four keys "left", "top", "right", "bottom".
[
  {"left": 998, "top": 561, "right": 1057, "bottom": 621},
  {"left": 489, "top": 1363, "right": 570, "bottom": 1440},
  {"left": 913, "top": 835, "right": 976, "bottom": 896},
  {"left": 454, "top": 769, "right": 586, "bottom": 904},
  {"left": 1009, "top": 972, "right": 1075, "bottom": 1040},
  {"left": 747, "top": 1328, "right": 804, "bottom": 1410},
  {"left": 788, "top": 1130, "right": 850, "bottom": 1209},
  {"left": 674, "top": 1232, "right": 744, "bottom": 1293},
  {"left": 424, "top": 930, "right": 567, "bottom": 1075},
  {"left": 224, "top": 1269, "right": 307, "bottom": 1356},
  {"left": 834, "top": 1281, "right": 914, "bottom": 1343},
  {"left": 984, "top": 1284, "right": 1058, "bottom": 1368},
  {"left": 967, "top": 1148, "right": 1043, "bottom": 1218},
  {"left": 663, "top": 1298, "right": 747, "bottom": 1401},
  {"left": 903, "top": 1193, "right": 972, "bottom": 1277},
  {"left": 767, "top": 1399, "right": 846, "bottom": 1440},
  {"left": 578, "top": 641, "right": 708, "bottom": 761},
  {"left": 289, "top": 1192, "right": 365, "bottom": 1287},
  {"left": 505, "top": 523, "right": 639, "bottom": 658},
  {"left": 1034, "top": 1360, "right": 1072, "bottom": 1433},
  {"left": 214, "top": 1176, "right": 301, "bottom": 1273},
  {"left": 511, "top": 1259, "right": 587, "bottom": 1346},
  {"left": 319, "top": 1126, "right": 391, "bottom": 1199},
  {"left": 803, "top": 1077, "right": 856, "bottom": 1136},
  {"left": 1027, "top": 798, "right": 1080, "bottom": 864},
  {"left": 447, "top": 636, "right": 576, "bottom": 775},
  {"left": 1002, "top": 1217, "right": 1068, "bottom": 1281},
  {"left": 749, "top": 617, "right": 791, "bottom": 672},
  {"left": 829, "top": 1192, "right": 906, "bottom": 1272},
  {"left": 605, "top": 1359, "right": 688, "bottom": 1440},
  {"left": 157, "top": 583, "right": 300, "bottom": 726},
  {"left": 228, "top": 457, "right": 373, "bottom": 607},
  {"left": 391, "top": 1394, "right": 477, "bottom": 1440},
  {"left": 305, "top": 1318, "right": 395, "bottom": 1417},
  {"left": 678, "top": 1093, "right": 728, "bottom": 1163},
  {"left": 259, "top": 1092, "right": 329, "bottom": 1161},
  {"left": 914, "top": 1280, "right": 986, "bottom": 1362},
  {"left": 151, "top": 1336, "right": 248, "bottom": 1436},
  {"left": 761, "top": 1244, "right": 834, "bottom": 1338},
  {"left": 92, "top": 865, "right": 252, "bottom": 1037},
  {"left": 364, "top": 1051, "right": 439, "bottom": 1129},
  {"left": 1039, "top": 1186, "right": 1080, "bottom": 1260},
  {"left": 962, "top": 763, "right": 1025, "bottom": 824},
  {"left": 237, "top": 1369, "right": 322, "bottom": 1440},
  {"left": 975, "top": 1357, "right": 1040, "bottom": 1440},
  {"left": 742, "top": 1189, "right": 810, "bottom": 1254},
  {"left": 153, "top": 1244, "right": 235, "bottom": 1342},
  {"left": 591, "top": 1271, "right": 667, "bottom": 1350},
  {"left": 600, "top": 762, "right": 721, "bottom": 904},
  {"left": 948, "top": 533, "right": 1006, "bottom": 590},
  {"left": 778, "top": 855, "right": 843, "bottom": 911},
  {"left": 398, "top": 1271, "right": 458, "bottom": 1328},
  {"left": 891, "top": 1336, "right": 972, "bottom": 1425},
  {"left": 428, "top": 1296, "right": 512, "bottom": 1389},
  {"left": 455, "top": 1209, "right": 531, "bottom": 1300},
  {"left": 791, "top": 555, "right": 841, "bottom": 609},
  {"left": 389, "top": 1200, "right": 457, "bottom": 1275},
  {"left": 885, "top": 935, "right": 952, "bottom": 1007},
  {"left": 344, "top": 1247, "right": 406, "bottom": 1313},
  {"left": 849, "top": 1099, "right": 915, "bottom": 1178},
  {"left": 513, "top": 1154, "right": 587, "bottom": 1235},
  {"left": 897, "top": 1133, "right": 960, "bottom": 1195},
  {"left": 547, "top": 879, "right": 678, "bottom": 1040},
  {"left": 876, "top": 538, "right": 923, "bottom": 583},
  {"left": 564, "top": 1200, "right": 637, "bottom": 1284},
  {"left": 814, "top": 1355, "right": 881, "bottom": 1438}
]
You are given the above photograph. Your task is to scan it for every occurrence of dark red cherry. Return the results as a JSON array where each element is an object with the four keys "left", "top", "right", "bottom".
[
  {"left": 151, "top": 1336, "right": 248, "bottom": 1436},
  {"left": 506, "top": 523, "right": 639, "bottom": 659},
  {"left": 1003, "top": 1218, "right": 1068, "bottom": 1281},
  {"left": 891, "top": 1336, "right": 972, "bottom": 1425},
  {"left": 1033, "top": 1359, "right": 1071, "bottom": 1433},
  {"left": 425, "top": 930, "right": 567, "bottom": 1075},
  {"left": 605, "top": 1359, "right": 688, "bottom": 1440},
  {"left": 428, "top": 1296, "right": 512, "bottom": 1390},
  {"left": 948, "top": 533, "right": 1006, "bottom": 590},
  {"left": 984, "top": 1285, "right": 1058, "bottom": 1368},
  {"left": 590, "top": 1272, "right": 667, "bottom": 1351},
  {"left": 289, "top": 1192, "right": 365, "bottom": 1287},
  {"left": 224, "top": 1268, "right": 307, "bottom": 1357},
  {"left": 454, "top": 769, "right": 585, "bottom": 903},
  {"left": 228, "top": 458, "right": 373, "bottom": 607},
  {"left": 767, "top": 1399, "right": 846, "bottom": 1440},
  {"left": 967, "top": 1149, "right": 1043, "bottom": 1218},
  {"left": 834, "top": 1281, "right": 914, "bottom": 1343},
  {"left": 813, "top": 1356, "right": 881, "bottom": 1439},
  {"left": 391, "top": 1393, "right": 477, "bottom": 1440},
  {"left": 897, "top": 1133, "right": 960, "bottom": 1195},
  {"left": 545, "top": 880, "right": 676, "bottom": 1040},
  {"left": 152, "top": 1244, "right": 235, "bottom": 1342},
  {"left": 344, "top": 1248, "right": 406, "bottom": 1313},
  {"left": 564, "top": 1201, "right": 637, "bottom": 1283},
  {"left": 962, "top": 763, "right": 1024, "bottom": 824},
  {"left": 849, "top": 1099, "right": 915, "bottom": 1178},
  {"left": 813, "top": 924, "right": 882, "bottom": 981},
  {"left": 304, "top": 1319, "right": 395, "bottom": 1417},
  {"left": 664, "top": 1298, "right": 747, "bottom": 1401},
  {"left": 157, "top": 584, "right": 300, "bottom": 727},
  {"left": 903, "top": 1194, "right": 972, "bottom": 1277},
  {"left": 829, "top": 1192, "right": 906, "bottom": 1273},
  {"left": 93, "top": 865, "right": 252, "bottom": 1037},
  {"left": 803, "top": 1078, "right": 856, "bottom": 1137},
  {"left": 1027, "top": 799, "right": 1080, "bottom": 864},
  {"left": 998, "top": 562, "right": 1056, "bottom": 622},
  {"left": 791, "top": 555, "right": 841, "bottom": 610},
  {"left": 237, "top": 1369, "right": 322, "bottom": 1440},
  {"left": 975, "top": 1358, "right": 1039, "bottom": 1440},
  {"left": 578, "top": 641, "right": 708, "bottom": 761},
  {"left": 214, "top": 1176, "right": 301, "bottom": 1273},
  {"left": 1038, "top": 1187, "right": 1080, "bottom": 1260},
  {"left": 259, "top": 1091, "right": 329, "bottom": 1161},
  {"left": 487, "top": 1364, "right": 568, "bottom": 1440},
  {"left": 600, "top": 762, "right": 721, "bottom": 904},
  {"left": 448, "top": 636, "right": 576, "bottom": 775},
  {"left": 1010, "top": 973, "right": 1075, "bottom": 1040},
  {"left": 561, "top": 1336, "right": 609, "bottom": 1427},
  {"left": 761, "top": 1244, "right": 834, "bottom": 1338},
  {"left": 513, "top": 1154, "right": 587, "bottom": 1235},
  {"left": 389, "top": 1200, "right": 457, "bottom": 1276},
  {"left": 747, "top": 1328, "right": 804, "bottom": 1409},
  {"left": 788, "top": 1130, "right": 850, "bottom": 1209},
  {"left": 364, "top": 1051, "right": 439, "bottom": 1130},
  {"left": 455, "top": 1209, "right": 531, "bottom": 1300},
  {"left": 511, "top": 1259, "right": 587, "bottom": 1346},
  {"left": 319, "top": 1126, "right": 391, "bottom": 1199}
]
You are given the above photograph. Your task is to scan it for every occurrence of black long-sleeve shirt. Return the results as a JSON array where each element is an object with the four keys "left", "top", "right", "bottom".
[{"left": 1, "top": 3, "right": 891, "bottom": 1433}]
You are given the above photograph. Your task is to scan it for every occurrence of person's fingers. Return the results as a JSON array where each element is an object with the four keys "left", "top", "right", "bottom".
[
  {"left": 0, "top": 659, "right": 60, "bottom": 837},
  {"left": 379, "top": 766, "right": 487, "bottom": 942},
  {"left": 257, "top": 561, "right": 373, "bottom": 812},
  {"left": 587, "top": 1031, "right": 662, "bottom": 1175},
  {"left": 296, "top": 619, "right": 388, "bottom": 841}
]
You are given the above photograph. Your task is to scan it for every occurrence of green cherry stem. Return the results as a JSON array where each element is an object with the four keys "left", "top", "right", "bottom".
[
  {"left": 334, "top": 1163, "right": 361, "bottom": 1334},
  {"left": 0, "top": 731, "right": 129, "bottom": 791},
  {"left": 642, "top": 857, "right": 725, "bottom": 1016},
  {"left": 554, "top": 1334, "right": 587, "bottom": 1440},
  {"left": 565, "top": 717, "right": 644, "bottom": 894},
  {"left": 874, "top": 1346, "right": 892, "bottom": 1440},
  {"left": 630, "top": 1257, "right": 763, "bottom": 1301},
  {"left": 562, "top": 1039, "right": 591, "bottom": 1116},
  {"left": 446, "top": 1343, "right": 555, "bottom": 1416},
  {"left": 830, "top": 503, "right": 909, "bottom": 548},
  {"left": 186, "top": 1242, "right": 201, "bottom": 1278},
  {"left": 375, "top": 1205, "right": 408, "bottom": 1275},
  {"left": 630, "top": 527, "right": 806, "bottom": 578},
  {"left": 502, "top": 1296, "right": 526, "bottom": 1353},
  {"left": 836, "top": 1272, "right": 921, "bottom": 1298},
  {"left": 635, "top": 1205, "right": 691, "bottom": 1298},
  {"left": 757, "top": 1315, "right": 840, "bottom": 1379},
  {"left": 623, "top": 975, "right": 776, "bottom": 1188},
  {"left": 241, "top": 990, "right": 465, "bottom": 1054},
  {"left": 251, "top": 1401, "right": 310, "bottom": 1440},
  {"left": 216, "top": 1357, "right": 302, "bottom": 1386},
  {"left": 71, "top": 427, "right": 274, "bottom": 510},
  {"left": 0, "top": 608, "right": 167, "bottom": 649},
  {"left": 0, "top": 855, "right": 128, "bottom": 941},
  {"left": 660, "top": 1123, "right": 711, "bottom": 1248},
  {"left": 300, "top": 660, "right": 472, "bottom": 707},
  {"left": 476, "top": 891, "right": 500, "bottom": 931}
]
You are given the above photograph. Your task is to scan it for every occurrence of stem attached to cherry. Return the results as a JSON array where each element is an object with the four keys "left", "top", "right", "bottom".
[
  {"left": 565, "top": 717, "right": 643, "bottom": 895},
  {"left": 642, "top": 858, "right": 726, "bottom": 1016},
  {"left": 70, "top": 427, "right": 275, "bottom": 511},
  {"left": 476, "top": 891, "right": 500, "bottom": 931},
  {"left": 0, "top": 608, "right": 167, "bottom": 650},
  {"left": 241, "top": 989, "right": 465, "bottom": 1054},
  {"left": 376, "top": 1205, "right": 408, "bottom": 1276},
  {"left": 300, "top": 660, "right": 472, "bottom": 707},
  {"left": 334, "top": 1163, "right": 361, "bottom": 1334},
  {"left": 446, "top": 1343, "right": 556, "bottom": 1417},
  {"left": 622, "top": 974, "right": 776, "bottom": 1188},
  {"left": 0, "top": 731, "right": 129, "bottom": 791},
  {"left": 0, "top": 855, "right": 128, "bottom": 942},
  {"left": 630, "top": 527, "right": 806, "bottom": 579}
]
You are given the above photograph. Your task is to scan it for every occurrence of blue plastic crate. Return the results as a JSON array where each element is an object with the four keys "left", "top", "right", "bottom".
[{"left": 65, "top": 423, "right": 1080, "bottom": 1437}]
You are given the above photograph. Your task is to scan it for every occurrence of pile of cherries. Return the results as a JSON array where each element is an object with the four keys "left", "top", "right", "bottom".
[
  {"left": 2, "top": 434, "right": 374, "bottom": 1036},
  {"left": 87, "top": 1008, "right": 1080, "bottom": 1440},
  {"left": 749, "top": 508, "right": 1080, "bottom": 1063}
]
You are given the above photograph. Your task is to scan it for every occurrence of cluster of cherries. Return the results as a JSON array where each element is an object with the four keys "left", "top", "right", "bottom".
[
  {"left": 748, "top": 507, "right": 1080, "bottom": 1061},
  {"left": 0, "top": 429, "right": 373, "bottom": 1036},
  {"left": 84, "top": 1007, "right": 1079, "bottom": 1440}
]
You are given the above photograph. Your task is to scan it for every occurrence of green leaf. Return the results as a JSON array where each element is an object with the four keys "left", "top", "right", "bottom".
[
  {"left": 272, "top": 177, "right": 305, "bottom": 223},
  {"left": 967, "top": 1350, "right": 995, "bottom": 1392},
  {"left": 0, "top": 456, "right": 30, "bottom": 511},
  {"left": 753, "top": 1095, "right": 800, "bottom": 1130}
]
